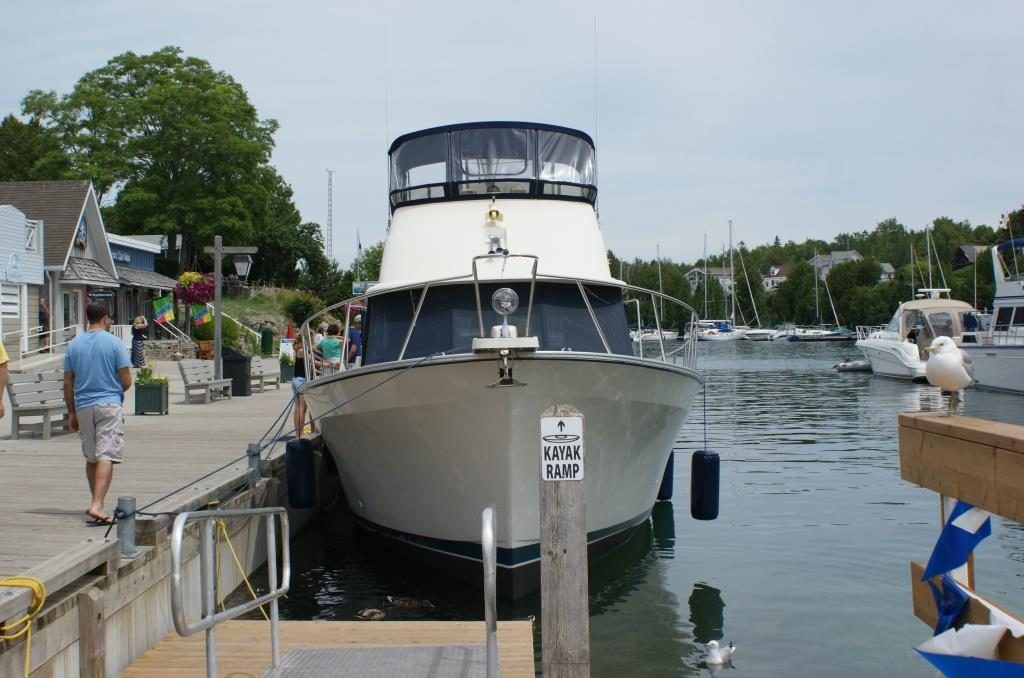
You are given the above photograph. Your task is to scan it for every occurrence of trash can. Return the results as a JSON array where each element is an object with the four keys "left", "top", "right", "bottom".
[
  {"left": 260, "top": 326, "right": 274, "bottom": 356},
  {"left": 221, "top": 346, "right": 252, "bottom": 396}
]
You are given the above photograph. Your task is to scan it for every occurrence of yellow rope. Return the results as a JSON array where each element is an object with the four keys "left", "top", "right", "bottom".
[
  {"left": 0, "top": 576, "right": 46, "bottom": 678},
  {"left": 216, "top": 519, "right": 269, "bottom": 621}
]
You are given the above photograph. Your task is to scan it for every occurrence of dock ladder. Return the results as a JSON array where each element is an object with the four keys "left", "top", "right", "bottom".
[{"left": 170, "top": 505, "right": 500, "bottom": 678}]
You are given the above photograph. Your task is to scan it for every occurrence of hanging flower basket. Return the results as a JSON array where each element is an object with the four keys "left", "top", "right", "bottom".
[{"left": 176, "top": 272, "right": 215, "bottom": 306}]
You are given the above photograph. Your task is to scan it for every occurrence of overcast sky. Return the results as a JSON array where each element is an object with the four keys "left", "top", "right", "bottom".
[{"left": 4, "top": 1, "right": 1022, "bottom": 267}]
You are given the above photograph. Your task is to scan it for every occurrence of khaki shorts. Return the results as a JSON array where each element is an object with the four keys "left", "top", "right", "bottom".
[{"left": 78, "top": 404, "right": 125, "bottom": 464}]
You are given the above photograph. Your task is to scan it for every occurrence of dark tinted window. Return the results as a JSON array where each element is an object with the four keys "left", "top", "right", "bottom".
[
  {"left": 995, "top": 307, "right": 1014, "bottom": 331},
  {"left": 363, "top": 283, "right": 632, "bottom": 364}
]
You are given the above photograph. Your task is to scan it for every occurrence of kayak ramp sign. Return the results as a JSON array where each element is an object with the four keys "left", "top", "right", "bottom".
[{"left": 540, "top": 415, "right": 584, "bottom": 481}]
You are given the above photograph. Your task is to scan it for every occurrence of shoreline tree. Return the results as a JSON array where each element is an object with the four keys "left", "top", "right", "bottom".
[{"left": 23, "top": 46, "right": 278, "bottom": 264}]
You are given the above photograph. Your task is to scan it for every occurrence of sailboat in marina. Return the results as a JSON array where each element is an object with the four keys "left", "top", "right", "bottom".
[
  {"left": 780, "top": 250, "right": 855, "bottom": 342},
  {"left": 631, "top": 245, "right": 679, "bottom": 341},
  {"left": 698, "top": 221, "right": 747, "bottom": 341}
]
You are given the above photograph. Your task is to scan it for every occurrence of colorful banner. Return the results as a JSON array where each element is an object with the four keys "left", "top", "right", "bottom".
[
  {"left": 191, "top": 304, "right": 212, "bottom": 326},
  {"left": 153, "top": 295, "right": 174, "bottom": 324}
]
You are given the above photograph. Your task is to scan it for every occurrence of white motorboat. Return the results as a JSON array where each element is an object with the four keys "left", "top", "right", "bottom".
[
  {"left": 960, "top": 239, "right": 1024, "bottom": 395},
  {"left": 299, "top": 122, "right": 702, "bottom": 597},
  {"left": 742, "top": 328, "right": 775, "bottom": 341},
  {"left": 855, "top": 289, "right": 975, "bottom": 380},
  {"left": 631, "top": 329, "right": 680, "bottom": 342}
]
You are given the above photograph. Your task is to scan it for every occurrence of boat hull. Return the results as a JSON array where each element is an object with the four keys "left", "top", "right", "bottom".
[
  {"left": 855, "top": 338, "right": 926, "bottom": 380},
  {"left": 961, "top": 344, "right": 1024, "bottom": 395},
  {"left": 301, "top": 352, "right": 701, "bottom": 597}
]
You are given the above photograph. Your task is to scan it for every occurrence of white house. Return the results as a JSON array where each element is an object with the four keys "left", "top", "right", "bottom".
[
  {"left": 809, "top": 250, "right": 864, "bottom": 280},
  {"left": 0, "top": 205, "right": 45, "bottom": 359},
  {"left": 762, "top": 264, "right": 789, "bottom": 292}
]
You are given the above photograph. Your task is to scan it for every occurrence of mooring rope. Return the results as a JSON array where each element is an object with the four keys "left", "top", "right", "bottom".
[{"left": 0, "top": 576, "right": 46, "bottom": 678}]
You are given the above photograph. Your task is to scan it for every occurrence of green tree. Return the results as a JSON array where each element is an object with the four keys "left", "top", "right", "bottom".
[
  {"left": 24, "top": 46, "right": 278, "bottom": 260},
  {"left": 826, "top": 259, "right": 881, "bottom": 326},
  {"left": 768, "top": 260, "right": 818, "bottom": 324},
  {"left": 0, "top": 114, "right": 71, "bottom": 181}
]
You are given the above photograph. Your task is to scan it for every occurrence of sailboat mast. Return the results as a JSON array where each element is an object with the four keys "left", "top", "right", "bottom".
[
  {"left": 910, "top": 243, "right": 915, "bottom": 297},
  {"left": 703, "top": 234, "right": 708, "bottom": 319},
  {"left": 656, "top": 244, "right": 664, "bottom": 323},
  {"left": 813, "top": 249, "right": 821, "bottom": 325},
  {"left": 926, "top": 226, "right": 933, "bottom": 289},
  {"left": 728, "top": 220, "right": 735, "bottom": 324}
]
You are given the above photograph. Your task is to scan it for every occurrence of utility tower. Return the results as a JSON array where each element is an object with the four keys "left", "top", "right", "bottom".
[{"left": 325, "top": 169, "right": 334, "bottom": 261}]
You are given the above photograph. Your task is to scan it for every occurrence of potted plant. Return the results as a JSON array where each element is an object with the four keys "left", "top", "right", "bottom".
[
  {"left": 135, "top": 365, "right": 170, "bottom": 415},
  {"left": 280, "top": 351, "right": 295, "bottom": 381}
]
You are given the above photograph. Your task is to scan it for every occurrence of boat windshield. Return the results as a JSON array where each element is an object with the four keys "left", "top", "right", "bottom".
[
  {"left": 363, "top": 282, "right": 631, "bottom": 363},
  {"left": 389, "top": 124, "right": 597, "bottom": 210}
]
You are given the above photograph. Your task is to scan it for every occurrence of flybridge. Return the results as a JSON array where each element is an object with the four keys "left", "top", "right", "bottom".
[{"left": 387, "top": 122, "right": 598, "bottom": 211}]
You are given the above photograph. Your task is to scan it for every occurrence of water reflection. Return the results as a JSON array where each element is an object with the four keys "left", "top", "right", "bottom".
[
  {"left": 688, "top": 583, "right": 725, "bottom": 645},
  {"left": 237, "top": 341, "right": 1024, "bottom": 677}
]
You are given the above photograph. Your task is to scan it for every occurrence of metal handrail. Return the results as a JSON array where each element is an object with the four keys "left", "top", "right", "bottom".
[
  {"left": 298, "top": 266, "right": 701, "bottom": 373},
  {"left": 170, "top": 507, "right": 290, "bottom": 678},
  {"left": 206, "top": 303, "right": 262, "bottom": 344},
  {"left": 157, "top": 319, "right": 195, "bottom": 346},
  {"left": 481, "top": 505, "right": 498, "bottom": 678},
  {"left": 14, "top": 323, "right": 81, "bottom": 369},
  {"left": 472, "top": 253, "right": 540, "bottom": 337}
]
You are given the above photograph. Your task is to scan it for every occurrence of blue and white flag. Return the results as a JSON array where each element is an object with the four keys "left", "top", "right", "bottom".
[
  {"left": 916, "top": 625, "right": 1024, "bottom": 677},
  {"left": 922, "top": 501, "right": 992, "bottom": 581},
  {"left": 927, "top": 574, "right": 970, "bottom": 635}
]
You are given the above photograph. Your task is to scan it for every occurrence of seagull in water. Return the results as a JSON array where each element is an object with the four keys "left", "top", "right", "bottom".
[
  {"left": 705, "top": 640, "right": 736, "bottom": 665},
  {"left": 925, "top": 336, "right": 974, "bottom": 415}
]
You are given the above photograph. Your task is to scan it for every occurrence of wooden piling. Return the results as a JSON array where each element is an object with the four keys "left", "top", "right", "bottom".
[{"left": 540, "top": 404, "right": 590, "bottom": 678}]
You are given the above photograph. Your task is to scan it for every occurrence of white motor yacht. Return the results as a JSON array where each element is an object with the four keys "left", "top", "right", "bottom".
[
  {"left": 855, "top": 289, "right": 975, "bottom": 380},
  {"left": 299, "top": 122, "right": 702, "bottom": 597},
  {"left": 961, "top": 239, "right": 1024, "bottom": 395}
]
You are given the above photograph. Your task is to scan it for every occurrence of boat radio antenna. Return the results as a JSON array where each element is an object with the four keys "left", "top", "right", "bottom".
[{"left": 325, "top": 169, "right": 334, "bottom": 262}]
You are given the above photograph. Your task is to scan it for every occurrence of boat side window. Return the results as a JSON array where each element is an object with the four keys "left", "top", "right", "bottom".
[
  {"left": 454, "top": 128, "right": 533, "bottom": 196},
  {"left": 364, "top": 290, "right": 421, "bottom": 364},
  {"left": 584, "top": 285, "right": 632, "bottom": 355},
  {"left": 994, "top": 307, "right": 1014, "bottom": 332},
  {"left": 927, "top": 312, "right": 956, "bottom": 338},
  {"left": 532, "top": 284, "right": 606, "bottom": 353},
  {"left": 538, "top": 131, "right": 597, "bottom": 201},
  {"left": 390, "top": 133, "right": 448, "bottom": 206},
  {"left": 369, "top": 282, "right": 633, "bottom": 361},
  {"left": 1012, "top": 307, "right": 1024, "bottom": 328},
  {"left": 885, "top": 308, "right": 901, "bottom": 333}
]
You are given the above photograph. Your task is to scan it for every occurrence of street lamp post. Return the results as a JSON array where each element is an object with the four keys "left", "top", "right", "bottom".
[{"left": 203, "top": 236, "right": 258, "bottom": 379}]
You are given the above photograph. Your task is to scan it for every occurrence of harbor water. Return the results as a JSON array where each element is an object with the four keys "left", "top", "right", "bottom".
[{"left": 245, "top": 340, "right": 1024, "bottom": 676}]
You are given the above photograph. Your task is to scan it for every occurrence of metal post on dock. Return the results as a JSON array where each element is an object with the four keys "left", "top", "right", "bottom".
[
  {"left": 247, "top": 443, "right": 261, "bottom": 489},
  {"left": 116, "top": 496, "right": 140, "bottom": 559},
  {"left": 539, "top": 404, "right": 590, "bottom": 678},
  {"left": 201, "top": 519, "right": 218, "bottom": 677},
  {"left": 203, "top": 236, "right": 257, "bottom": 380}
]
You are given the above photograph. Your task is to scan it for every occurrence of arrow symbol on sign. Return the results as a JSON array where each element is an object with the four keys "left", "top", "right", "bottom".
[{"left": 558, "top": 420, "right": 565, "bottom": 431}]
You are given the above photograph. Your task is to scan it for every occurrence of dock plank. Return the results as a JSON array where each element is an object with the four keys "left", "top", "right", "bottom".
[
  {"left": 120, "top": 619, "right": 535, "bottom": 677},
  {"left": 0, "top": 361, "right": 294, "bottom": 581}
]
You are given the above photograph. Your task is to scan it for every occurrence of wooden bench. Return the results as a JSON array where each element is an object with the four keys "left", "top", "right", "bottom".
[
  {"left": 249, "top": 356, "right": 281, "bottom": 392},
  {"left": 178, "top": 360, "right": 233, "bottom": 404},
  {"left": 6, "top": 370, "right": 70, "bottom": 439}
]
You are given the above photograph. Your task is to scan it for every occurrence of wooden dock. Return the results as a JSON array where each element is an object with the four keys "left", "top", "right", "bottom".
[
  {"left": 899, "top": 411, "right": 1024, "bottom": 662},
  {"left": 0, "top": 360, "right": 297, "bottom": 676},
  {"left": 0, "top": 359, "right": 292, "bottom": 580},
  {"left": 120, "top": 620, "right": 535, "bottom": 677}
]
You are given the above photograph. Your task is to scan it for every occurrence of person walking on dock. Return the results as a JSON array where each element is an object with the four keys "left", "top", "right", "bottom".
[{"left": 62, "top": 302, "right": 133, "bottom": 525}]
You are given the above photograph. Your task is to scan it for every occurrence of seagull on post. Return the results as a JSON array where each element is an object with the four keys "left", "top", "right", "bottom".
[{"left": 925, "top": 336, "right": 974, "bottom": 415}]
